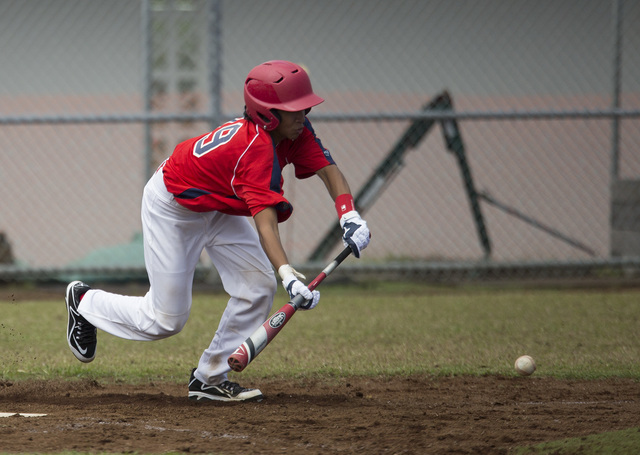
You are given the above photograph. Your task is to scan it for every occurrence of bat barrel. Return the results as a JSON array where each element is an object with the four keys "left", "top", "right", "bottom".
[
  {"left": 227, "top": 303, "right": 297, "bottom": 371},
  {"left": 227, "top": 246, "right": 352, "bottom": 373}
]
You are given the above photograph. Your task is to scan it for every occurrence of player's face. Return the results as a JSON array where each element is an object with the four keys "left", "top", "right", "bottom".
[{"left": 271, "top": 109, "right": 306, "bottom": 143}]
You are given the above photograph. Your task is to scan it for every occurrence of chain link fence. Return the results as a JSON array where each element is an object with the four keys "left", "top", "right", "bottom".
[{"left": 1, "top": 0, "right": 639, "bottom": 283}]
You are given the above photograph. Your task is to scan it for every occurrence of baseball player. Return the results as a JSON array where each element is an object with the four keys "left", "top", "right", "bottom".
[{"left": 65, "top": 60, "right": 370, "bottom": 402}]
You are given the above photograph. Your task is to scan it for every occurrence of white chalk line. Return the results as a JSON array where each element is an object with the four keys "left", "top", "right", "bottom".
[{"left": 0, "top": 412, "right": 47, "bottom": 417}]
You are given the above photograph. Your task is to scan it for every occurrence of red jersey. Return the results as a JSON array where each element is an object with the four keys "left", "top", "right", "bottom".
[{"left": 162, "top": 117, "right": 335, "bottom": 222}]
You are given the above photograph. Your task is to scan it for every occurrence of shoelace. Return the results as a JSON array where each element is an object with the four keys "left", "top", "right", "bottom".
[
  {"left": 220, "top": 381, "right": 247, "bottom": 394},
  {"left": 75, "top": 320, "right": 95, "bottom": 343}
]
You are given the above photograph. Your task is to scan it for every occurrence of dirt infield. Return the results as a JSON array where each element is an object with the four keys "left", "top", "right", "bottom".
[{"left": 1, "top": 376, "right": 639, "bottom": 454}]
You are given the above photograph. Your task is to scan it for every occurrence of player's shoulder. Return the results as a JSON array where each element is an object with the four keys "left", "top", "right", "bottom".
[
  {"left": 230, "top": 117, "right": 273, "bottom": 144},
  {"left": 205, "top": 118, "right": 272, "bottom": 151}
]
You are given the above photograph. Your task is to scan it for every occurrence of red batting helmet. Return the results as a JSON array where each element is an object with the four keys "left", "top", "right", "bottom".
[{"left": 244, "top": 60, "right": 324, "bottom": 131}]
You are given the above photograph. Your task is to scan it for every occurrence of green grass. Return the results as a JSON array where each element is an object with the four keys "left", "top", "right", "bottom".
[
  {"left": 511, "top": 428, "right": 640, "bottom": 454},
  {"left": 1, "top": 281, "right": 639, "bottom": 454},
  {"left": 1, "top": 281, "right": 639, "bottom": 382}
]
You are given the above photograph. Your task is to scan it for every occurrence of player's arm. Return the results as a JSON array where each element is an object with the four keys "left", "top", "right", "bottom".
[
  {"left": 315, "top": 164, "right": 351, "bottom": 199},
  {"left": 253, "top": 207, "right": 288, "bottom": 270},
  {"left": 253, "top": 207, "right": 319, "bottom": 308},
  {"left": 316, "top": 164, "right": 371, "bottom": 258}
]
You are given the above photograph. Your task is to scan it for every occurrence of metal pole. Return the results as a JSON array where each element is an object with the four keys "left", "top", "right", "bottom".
[
  {"left": 142, "top": 0, "right": 153, "bottom": 182},
  {"left": 610, "top": 0, "right": 623, "bottom": 183},
  {"left": 208, "top": 0, "right": 222, "bottom": 130},
  {"left": 609, "top": 0, "right": 623, "bottom": 259}
]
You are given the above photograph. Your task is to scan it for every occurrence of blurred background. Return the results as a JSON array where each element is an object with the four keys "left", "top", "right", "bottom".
[{"left": 1, "top": 0, "right": 639, "bottom": 284}]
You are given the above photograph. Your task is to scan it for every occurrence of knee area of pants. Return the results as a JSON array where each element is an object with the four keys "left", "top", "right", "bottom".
[{"left": 155, "top": 312, "right": 189, "bottom": 337}]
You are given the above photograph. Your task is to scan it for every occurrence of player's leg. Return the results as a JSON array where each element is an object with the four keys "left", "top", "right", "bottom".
[
  {"left": 76, "top": 171, "right": 205, "bottom": 341},
  {"left": 191, "top": 213, "right": 276, "bottom": 390}
]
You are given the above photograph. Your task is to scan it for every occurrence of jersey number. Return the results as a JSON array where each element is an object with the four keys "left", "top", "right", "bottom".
[{"left": 193, "top": 122, "right": 242, "bottom": 157}]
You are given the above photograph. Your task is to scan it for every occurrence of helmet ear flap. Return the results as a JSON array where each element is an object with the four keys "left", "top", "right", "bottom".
[
  {"left": 271, "top": 109, "right": 282, "bottom": 124},
  {"left": 244, "top": 105, "right": 281, "bottom": 130},
  {"left": 257, "top": 109, "right": 281, "bottom": 130}
]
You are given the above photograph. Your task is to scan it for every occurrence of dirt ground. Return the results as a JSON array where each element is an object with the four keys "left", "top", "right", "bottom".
[{"left": 0, "top": 375, "right": 639, "bottom": 454}]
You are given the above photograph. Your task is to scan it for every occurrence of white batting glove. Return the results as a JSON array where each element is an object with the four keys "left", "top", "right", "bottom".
[
  {"left": 339, "top": 211, "right": 370, "bottom": 258},
  {"left": 278, "top": 264, "right": 321, "bottom": 310}
]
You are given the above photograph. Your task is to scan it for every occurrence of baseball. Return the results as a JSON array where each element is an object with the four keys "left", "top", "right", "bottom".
[{"left": 514, "top": 355, "right": 536, "bottom": 376}]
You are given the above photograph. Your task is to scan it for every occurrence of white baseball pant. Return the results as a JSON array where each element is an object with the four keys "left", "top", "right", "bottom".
[{"left": 79, "top": 169, "right": 277, "bottom": 385}]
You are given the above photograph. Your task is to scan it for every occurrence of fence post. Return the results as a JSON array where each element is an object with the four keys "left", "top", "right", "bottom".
[
  {"left": 142, "top": 0, "right": 153, "bottom": 183},
  {"left": 208, "top": 0, "right": 223, "bottom": 130}
]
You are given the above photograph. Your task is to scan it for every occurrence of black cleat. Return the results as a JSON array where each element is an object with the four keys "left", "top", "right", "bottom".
[
  {"left": 188, "top": 369, "right": 263, "bottom": 402},
  {"left": 65, "top": 281, "right": 97, "bottom": 363}
]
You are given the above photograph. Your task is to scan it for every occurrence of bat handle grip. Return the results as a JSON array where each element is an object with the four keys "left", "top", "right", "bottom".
[
  {"left": 308, "top": 246, "right": 352, "bottom": 291},
  {"left": 292, "top": 246, "right": 352, "bottom": 309},
  {"left": 290, "top": 293, "right": 307, "bottom": 311}
]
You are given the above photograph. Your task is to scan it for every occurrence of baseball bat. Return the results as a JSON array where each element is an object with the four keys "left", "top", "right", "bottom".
[{"left": 228, "top": 246, "right": 352, "bottom": 372}]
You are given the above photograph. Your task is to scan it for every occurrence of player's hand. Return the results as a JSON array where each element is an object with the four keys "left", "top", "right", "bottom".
[
  {"left": 278, "top": 265, "right": 321, "bottom": 310},
  {"left": 340, "top": 211, "right": 370, "bottom": 258}
]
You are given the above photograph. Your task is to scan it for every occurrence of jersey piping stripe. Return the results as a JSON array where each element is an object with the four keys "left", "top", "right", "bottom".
[
  {"left": 230, "top": 125, "right": 261, "bottom": 198},
  {"left": 269, "top": 144, "right": 282, "bottom": 194},
  {"left": 304, "top": 118, "right": 335, "bottom": 165}
]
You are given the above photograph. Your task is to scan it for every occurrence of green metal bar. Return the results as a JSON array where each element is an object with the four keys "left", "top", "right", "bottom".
[
  {"left": 478, "top": 191, "right": 596, "bottom": 257},
  {"left": 439, "top": 103, "right": 492, "bottom": 259}
]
